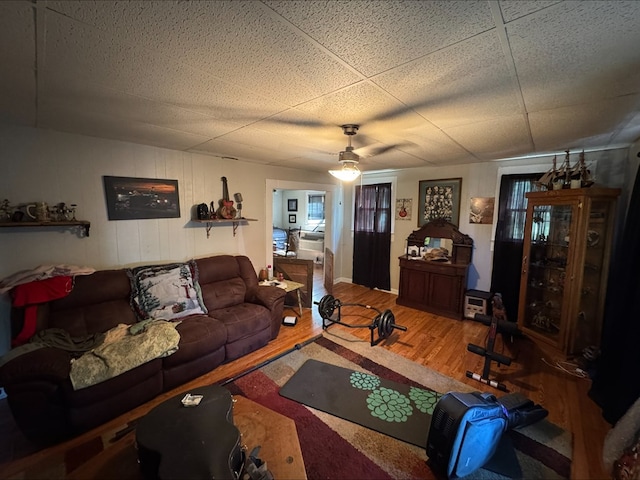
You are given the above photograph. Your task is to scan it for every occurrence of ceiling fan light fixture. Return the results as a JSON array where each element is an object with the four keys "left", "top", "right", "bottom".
[
  {"left": 329, "top": 160, "right": 361, "bottom": 181},
  {"left": 329, "top": 124, "right": 362, "bottom": 181}
]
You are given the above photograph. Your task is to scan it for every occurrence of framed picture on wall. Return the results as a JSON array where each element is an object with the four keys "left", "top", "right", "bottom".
[
  {"left": 289, "top": 214, "right": 297, "bottom": 223},
  {"left": 103, "top": 176, "right": 180, "bottom": 220},
  {"left": 469, "top": 197, "right": 495, "bottom": 224},
  {"left": 418, "top": 178, "right": 462, "bottom": 226},
  {"left": 288, "top": 199, "right": 298, "bottom": 212},
  {"left": 395, "top": 198, "right": 412, "bottom": 221}
]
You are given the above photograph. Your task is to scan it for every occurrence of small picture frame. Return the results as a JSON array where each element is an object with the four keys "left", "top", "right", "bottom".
[
  {"left": 289, "top": 214, "right": 297, "bottom": 223},
  {"left": 288, "top": 199, "right": 298, "bottom": 212}
]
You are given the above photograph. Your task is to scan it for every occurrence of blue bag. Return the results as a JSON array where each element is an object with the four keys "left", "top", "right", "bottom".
[{"left": 426, "top": 391, "right": 508, "bottom": 478}]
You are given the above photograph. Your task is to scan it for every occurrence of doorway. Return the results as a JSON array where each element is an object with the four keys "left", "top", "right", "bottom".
[{"left": 266, "top": 179, "right": 337, "bottom": 301}]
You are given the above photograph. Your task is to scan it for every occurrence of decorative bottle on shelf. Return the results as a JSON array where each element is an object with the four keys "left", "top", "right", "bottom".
[
  {"left": 267, "top": 264, "right": 272, "bottom": 280},
  {"left": 258, "top": 268, "right": 268, "bottom": 282}
]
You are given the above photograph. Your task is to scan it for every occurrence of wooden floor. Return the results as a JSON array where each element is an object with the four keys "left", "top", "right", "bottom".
[{"left": 0, "top": 266, "right": 612, "bottom": 479}]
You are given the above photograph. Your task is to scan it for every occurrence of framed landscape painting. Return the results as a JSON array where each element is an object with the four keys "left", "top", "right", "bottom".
[
  {"left": 418, "top": 178, "right": 462, "bottom": 226},
  {"left": 103, "top": 176, "right": 180, "bottom": 220}
]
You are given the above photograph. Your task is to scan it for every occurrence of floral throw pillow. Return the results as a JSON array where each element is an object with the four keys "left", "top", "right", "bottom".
[{"left": 128, "top": 261, "right": 207, "bottom": 321}]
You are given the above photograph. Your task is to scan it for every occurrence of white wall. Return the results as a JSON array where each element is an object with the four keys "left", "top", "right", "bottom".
[
  {"left": 348, "top": 164, "right": 501, "bottom": 293},
  {"left": 0, "top": 123, "right": 633, "bottom": 355},
  {"left": 278, "top": 190, "right": 306, "bottom": 230},
  {"left": 342, "top": 147, "right": 631, "bottom": 294},
  {"left": 0, "top": 124, "right": 327, "bottom": 354}
]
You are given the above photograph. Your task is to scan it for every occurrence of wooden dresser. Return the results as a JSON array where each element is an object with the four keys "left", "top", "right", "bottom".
[{"left": 397, "top": 219, "right": 473, "bottom": 319}]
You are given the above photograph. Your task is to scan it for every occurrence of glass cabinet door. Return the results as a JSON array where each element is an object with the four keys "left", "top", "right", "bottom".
[
  {"left": 569, "top": 200, "right": 611, "bottom": 354},
  {"left": 519, "top": 187, "right": 620, "bottom": 357},
  {"left": 521, "top": 202, "right": 574, "bottom": 348}
]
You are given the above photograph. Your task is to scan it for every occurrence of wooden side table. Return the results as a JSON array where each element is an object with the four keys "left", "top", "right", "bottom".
[
  {"left": 260, "top": 280, "right": 305, "bottom": 316},
  {"left": 282, "top": 280, "right": 304, "bottom": 316}
]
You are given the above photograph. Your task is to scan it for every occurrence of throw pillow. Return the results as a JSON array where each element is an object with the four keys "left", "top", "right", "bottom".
[{"left": 127, "top": 261, "right": 207, "bottom": 321}]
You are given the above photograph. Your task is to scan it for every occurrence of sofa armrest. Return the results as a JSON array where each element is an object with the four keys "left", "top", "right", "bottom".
[
  {"left": 0, "top": 347, "right": 71, "bottom": 387},
  {"left": 251, "top": 286, "right": 286, "bottom": 339},
  {"left": 1, "top": 346, "right": 75, "bottom": 444}
]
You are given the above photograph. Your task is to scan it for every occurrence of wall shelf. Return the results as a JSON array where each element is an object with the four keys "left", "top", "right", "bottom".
[
  {"left": 193, "top": 218, "right": 257, "bottom": 238},
  {"left": 0, "top": 220, "right": 91, "bottom": 237}
]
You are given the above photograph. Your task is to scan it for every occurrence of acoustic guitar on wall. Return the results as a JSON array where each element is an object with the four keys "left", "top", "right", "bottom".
[{"left": 217, "top": 176, "right": 237, "bottom": 219}]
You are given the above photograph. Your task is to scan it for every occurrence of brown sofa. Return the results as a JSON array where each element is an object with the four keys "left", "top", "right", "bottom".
[{"left": 0, "top": 255, "right": 286, "bottom": 445}]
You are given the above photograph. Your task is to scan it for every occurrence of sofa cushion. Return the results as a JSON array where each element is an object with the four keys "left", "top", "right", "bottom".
[
  {"left": 200, "top": 277, "right": 246, "bottom": 310},
  {"left": 62, "top": 358, "right": 163, "bottom": 408},
  {"left": 162, "top": 315, "right": 227, "bottom": 369},
  {"left": 128, "top": 261, "right": 207, "bottom": 321},
  {"left": 208, "top": 304, "right": 270, "bottom": 344},
  {"left": 69, "top": 369, "right": 163, "bottom": 435},
  {"left": 194, "top": 255, "right": 241, "bottom": 284},
  {"left": 49, "top": 270, "right": 137, "bottom": 337}
]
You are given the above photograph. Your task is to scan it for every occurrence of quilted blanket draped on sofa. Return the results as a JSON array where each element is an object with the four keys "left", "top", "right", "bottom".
[{"left": 70, "top": 320, "right": 180, "bottom": 390}]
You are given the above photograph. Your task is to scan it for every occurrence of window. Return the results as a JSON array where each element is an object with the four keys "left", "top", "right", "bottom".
[
  {"left": 307, "top": 194, "right": 325, "bottom": 223},
  {"left": 496, "top": 175, "right": 539, "bottom": 241},
  {"left": 490, "top": 172, "right": 542, "bottom": 323},
  {"left": 354, "top": 185, "right": 391, "bottom": 234}
]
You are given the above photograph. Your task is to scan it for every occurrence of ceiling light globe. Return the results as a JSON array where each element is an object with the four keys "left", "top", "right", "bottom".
[{"left": 329, "top": 161, "right": 361, "bottom": 181}]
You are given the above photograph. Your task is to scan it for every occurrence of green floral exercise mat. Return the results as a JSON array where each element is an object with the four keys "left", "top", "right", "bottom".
[{"left": 279, "top": 358, "right": 442, "bottom": 447}]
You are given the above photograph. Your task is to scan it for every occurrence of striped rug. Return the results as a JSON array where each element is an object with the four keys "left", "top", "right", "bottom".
[{"left": 225, "top": 331, "right": 572, "bottom": 479}]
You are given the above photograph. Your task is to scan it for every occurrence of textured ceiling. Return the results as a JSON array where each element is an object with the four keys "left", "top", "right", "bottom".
[{"left": 2, "top": 0, "right": 640, "bottom": 173}]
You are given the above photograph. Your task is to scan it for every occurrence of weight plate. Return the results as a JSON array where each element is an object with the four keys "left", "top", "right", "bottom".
[{"left": 317, "top": 295, "right": 336, "bottom": 320}]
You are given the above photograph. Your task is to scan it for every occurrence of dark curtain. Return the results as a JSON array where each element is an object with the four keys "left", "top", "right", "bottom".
[
  {"left": 352, "top": 183, "right": 391, "bottom": 290},
  {"left": 490, "top": 174, "right": 540, "bottom": 322},
  {"left": 590, "top": 167, "right": 640, "bottom": 425}
]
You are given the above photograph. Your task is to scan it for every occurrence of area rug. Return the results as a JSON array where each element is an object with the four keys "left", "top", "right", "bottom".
[
  {"left": 0, "top": 331, "right": 572, "bottom": 479},
  {"left": 224, "top": 331, "right": 573, "bottom": 479}
]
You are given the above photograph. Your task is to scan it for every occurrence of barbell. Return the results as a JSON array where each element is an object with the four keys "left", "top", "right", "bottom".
[{"left": 314, "top": 294, "right": 407, "bottom": 346}]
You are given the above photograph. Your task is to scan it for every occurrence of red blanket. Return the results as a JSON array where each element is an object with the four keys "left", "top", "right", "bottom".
[{"left": 11, "top": 276, "right": 73, "bottom": 346}]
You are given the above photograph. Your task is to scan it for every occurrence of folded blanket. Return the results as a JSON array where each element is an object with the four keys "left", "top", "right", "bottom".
[
  {"left": 0, "top": 264, "right": 95, "bottom": 294},
  {"left": 70, "top": 320, "right": 180, "bottom": 390}
]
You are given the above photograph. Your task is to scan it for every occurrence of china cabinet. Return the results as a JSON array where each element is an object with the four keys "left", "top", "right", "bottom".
[{"left": 518, "top": 187, "right": 620, "bottom": 356}]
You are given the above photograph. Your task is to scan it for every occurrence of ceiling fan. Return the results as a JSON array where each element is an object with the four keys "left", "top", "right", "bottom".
[
  {"left": 329, "top": 123, "right": 360, "bottom": 182},
  {"left": 328, "top": 124, "right": 361, "bottom": 181},
  {"left": 328, "top": 124, "right": 404, "bottom": 181}
]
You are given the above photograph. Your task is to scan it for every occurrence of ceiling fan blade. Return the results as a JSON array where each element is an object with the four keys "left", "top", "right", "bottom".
[
  {"left": 368, "top": 144, "right": 397, "bottom": 155},
  {"left": 354, "top": 141, "right": 411, "bottom": 158},
  {"left": 261, "top": 117, "right": 330, "bottom": 128}
]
